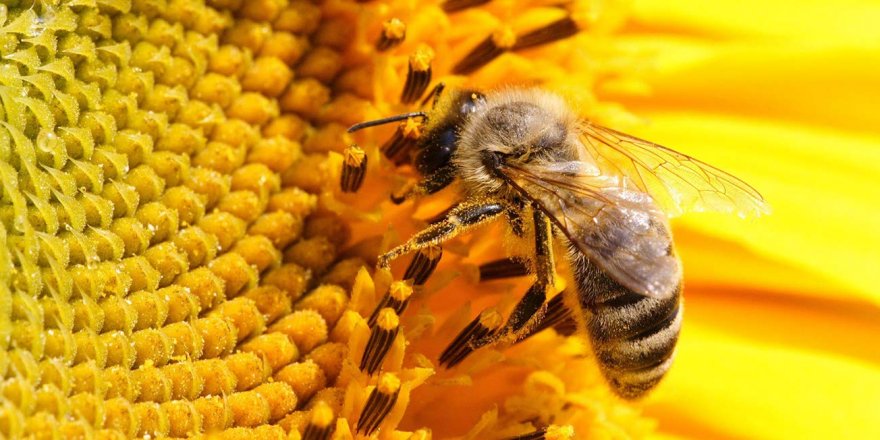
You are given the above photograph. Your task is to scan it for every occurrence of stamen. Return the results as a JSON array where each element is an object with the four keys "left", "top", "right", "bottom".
[
  {"left": 390, "top": 179, "right": 418, "bottom": 204},
  {"left": 512, "top": 17, "right": 580, "bottom": 50},
  {"left": 478, "top": 257, "right": 530, "bottom": 281},
  {"left": 452, "top": 27, "right": 516, "bottom": 75},
  {"left": 506, "top": 425, "right": 575, "bottom": 440},
  {"left": 381, "top": 117, "right": 423, "bottom": 164},
  {"left": 420, "top": 82, "right": 446, "bottom": 108},
  {"left": 301, "top": 401, "right": 336, "bottom": 440},
  {"left": 376, "top": 18, "right": 406, "bottom": 52},
  {"left": 439, "top": 309, "right": 502, "bottom": 368},
  {"left": 442, "top": 0, "right": 491, "bottom": 13},
  {"left": 356, "top": 372, "right": 401, "bottom": 435},
  {"left": 367, "top": 281, "right": 413, "bottom": 328},
  {"left": 403, "top": 245, "right": 442, "bottom": 285},
  {"left": 360, "top": 308, "right": 400, "bottom": 374},
  {"left": 401, "top": 45, "right": 434, "bottom": 104},
  {"left": 340, "top": 144, "right": 367, "bottom": 193}
]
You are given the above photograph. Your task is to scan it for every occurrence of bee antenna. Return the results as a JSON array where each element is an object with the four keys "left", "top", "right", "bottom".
[{"left": 347, "top": 112, "right": 428, "bottom": 133}]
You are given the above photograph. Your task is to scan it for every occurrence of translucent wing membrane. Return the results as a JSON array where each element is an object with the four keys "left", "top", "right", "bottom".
[
  {"left": 578, "top": 123, "right": 770, "bottom": 217},
  {"left": 503, "top": 165, "right": 681, "bottom": 298}
]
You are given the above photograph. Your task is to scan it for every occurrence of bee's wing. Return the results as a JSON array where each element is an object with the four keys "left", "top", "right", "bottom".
[
  {"left": 502, "top": 165, "right": 680, "bottom": 298},
  {"left": 578, "top": 122, "right": 770, "bottom": 217}
]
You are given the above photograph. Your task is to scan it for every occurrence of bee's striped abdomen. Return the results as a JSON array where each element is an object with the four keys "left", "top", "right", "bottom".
[{"left": 572, "top": 253, "right": 682, "bottom": 399}]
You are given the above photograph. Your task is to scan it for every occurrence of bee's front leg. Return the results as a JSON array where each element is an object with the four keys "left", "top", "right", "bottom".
[{"left": 377, "top": 199, "right": 505, "bottom": 269}]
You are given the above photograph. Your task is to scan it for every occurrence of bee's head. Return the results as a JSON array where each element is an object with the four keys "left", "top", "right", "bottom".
[
  {"left": 455, "top": 89, "right": 579, "bottom": 196},
  {"left": 478, "top": 100, "right": 570, "bottom": 169}
]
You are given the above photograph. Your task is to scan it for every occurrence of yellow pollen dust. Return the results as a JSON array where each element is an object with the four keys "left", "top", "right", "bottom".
[
  {"left": 401, "top": 117, "right": 424, "bottom": 139},
  {"left": 409, "top": 44, "right": 435, "bottom": 72},
  {"left": 479, "top": 308, "right": 504, "bottom": 329},
  {"left": 343, "top": 144, "right": 366, "bottom": 167},
  {"left": 378, "top": 372, "right": 402, "bottom": 394},
  {"left": 492, "top": 26, "right": 518, "bottom": 49},
  {"left": 309, "top": 401, "right": 335, "bottom": 428},
  {"left": 547, "top": 425, "right": 576, "bottom": 440},
  {"left": 389, "top": 280, "right": 414, "bottom": 301},
  {"left": 383, "top": 18, "right": 407, "bottom": 40},
  {"left": 376, "top": 307, "right": 401, "bottom": 330}
]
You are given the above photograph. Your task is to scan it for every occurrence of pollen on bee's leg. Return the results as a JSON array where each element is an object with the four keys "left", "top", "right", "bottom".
[
  {"left": 442, "top": 0, "right": 492, "bottom": 13},
  {"left": 452, "top": 27, "right": 516, "bottom": 75},
  {"left": 403, "top": 245, "right": 442, "bottom": 286},
  {"left": 301, "top": 401, "right": 335, "bottom": 440},
  {"left": 340, "top": 144, "right": 367, "bottom": 193},
  {"left": 376, "top": 18, "right": 406, "bottom": 52},
  {"left": 381, "top": 117, "right": 423, "bottom": 164},
  {"left": 439, "top": 309, "right": 503, "bottom": 368},
  {"left": 511, "top": 17, "right": 580, "bottom": 51},
  {"left": 367, "top": 281, "right": 413, "bottom": 327},
  {"left": 478, "top": 257, "right": 530, "bottom": 282},
  {"left": 356, "top": 372, "right": 401, "bottom": 435},
  {"left": 359, "top": 308, "right": 400, "bottom": 374},
  {"left": 400, "top": 45, "right": 434, "bottom": 104},
  {"left": 505, "top": 425, "right": 575, "bottom": 440}
]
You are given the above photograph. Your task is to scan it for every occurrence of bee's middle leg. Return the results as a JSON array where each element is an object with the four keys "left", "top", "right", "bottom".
[
  {"left": 440, "top": 207, "right": 555, "bottom": 367},
  {"left": 497, "top": 207, "right": 555, "bottom": 340},
  {"left": 377, "top": 199, "right": 505, "bottom": 269}
]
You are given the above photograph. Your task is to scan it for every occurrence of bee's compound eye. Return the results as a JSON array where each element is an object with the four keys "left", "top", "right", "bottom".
[{"left": 415, "top": 139, "right": 455, "bottom": 175}]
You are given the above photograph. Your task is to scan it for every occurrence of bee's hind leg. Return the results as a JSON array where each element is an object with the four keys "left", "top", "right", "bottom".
[
  {"left": 440, "top": 207, "right": 556, "bottom": 367},
  {"left": 378, "top": 199, "right": 505, "bottom": 269}
]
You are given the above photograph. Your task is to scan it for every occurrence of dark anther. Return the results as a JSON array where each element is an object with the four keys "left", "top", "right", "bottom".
[
  {"left": 478, "top": 257, "right": 530, "bottom": 282},
  {"left": 356, "top": 373, "right": 401, "bottom": 435},
  {"left": 401, "top": 45, "right": 434, "bottom": 104},
  {"left": 381, "top": 117, "right": 423, "bottom": 164},
  {"left": 340, "top": 144, "right": 367, "bottom": 193},
  {"left": 439, "top": 309, "right": 502, "bottom": 368},
  {"left": 420, "top": 82, "right": 446, "bottom": 108},
  {"left": 403, "top": 245, "right": 442, "bottom": 285},
  {"left": 368, "top": 281, "right": 413, "bottom": 328},
  {"left": 302, "top": 401, "right": 336, "bottom": 440},
  {"left": 360, "top": 308, "right": 400, "bottom": 374},
  {"left": 452, "top": 28, "right": 515, "bottom": 75},
  {"left": 376, "top": 18, "right": 406, "bottom": 51},
  {"left": 454, "top": 17, "right": 581, "bottom": 75},
  {"left": 442, "top": 0, "right": 491, "bottom": 13},
  {"left": 512, "top": 17, "right": 580, "bottom": 50}
]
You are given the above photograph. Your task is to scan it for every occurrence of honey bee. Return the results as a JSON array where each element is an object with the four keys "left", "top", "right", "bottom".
[{"left": 348, "top": 87, "right": 768, "bottom": 399}]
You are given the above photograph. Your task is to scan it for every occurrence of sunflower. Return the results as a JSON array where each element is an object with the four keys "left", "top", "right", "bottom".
[{"left": 0, "top": 0, "right": 877, "bottom": 439}]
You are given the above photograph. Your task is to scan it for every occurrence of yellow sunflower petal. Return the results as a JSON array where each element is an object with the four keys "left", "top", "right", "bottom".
[
  {"left": 646, "top": 288, "right": 880, "bottom": 439},
  {"left": 631, "top": 0, "right": 880, "bottom": 43}
]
